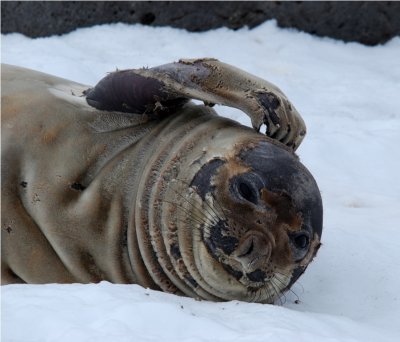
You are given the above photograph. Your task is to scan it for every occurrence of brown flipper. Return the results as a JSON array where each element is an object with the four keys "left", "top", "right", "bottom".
[
  {"left": 85, "top": 58, "right": 306, "bottom": 150},
  {"left": 84, "top": 70, "right": 189, "bottom": 118}
]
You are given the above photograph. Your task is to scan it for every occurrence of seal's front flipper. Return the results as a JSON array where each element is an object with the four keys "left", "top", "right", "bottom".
[
  {"left": 84, "top": 70, "right": 189, "bottom": 118},
  {"left": 85, "top": 59, "right": 306, "bottom": 150}
]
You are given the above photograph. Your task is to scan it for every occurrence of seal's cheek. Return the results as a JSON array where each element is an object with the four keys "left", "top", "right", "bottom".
[{"left": 190, "top": 158, "right": 225, "bottom": 200}]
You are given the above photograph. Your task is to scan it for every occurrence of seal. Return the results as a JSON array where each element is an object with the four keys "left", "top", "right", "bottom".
[{"left": 1, "top": 59, "right": 322, "bottom": 303}]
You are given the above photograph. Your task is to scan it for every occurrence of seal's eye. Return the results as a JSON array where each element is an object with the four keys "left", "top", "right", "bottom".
[
  {"left": 293, "top": 233, "right": 309, "bottom": 249},
  {"left": 238, "top": 181, "right": 257, "bottom": 204},
  {"left": 289, "top": 231, "right": 310, "bottom": 261}
]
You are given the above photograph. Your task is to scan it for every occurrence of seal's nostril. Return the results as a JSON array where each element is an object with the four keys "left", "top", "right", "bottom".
[
  {"left": 238, "top": 239, "right": 254, "bottom": 258},
  {"left": 247, "top": 269, "right": 266, "bottom": 282},
  {"left": 233, "top": 232, "right": 272, "bottom": 275},
  {"left": 234, "top": 232, "right": 271, "bottom": 271}
]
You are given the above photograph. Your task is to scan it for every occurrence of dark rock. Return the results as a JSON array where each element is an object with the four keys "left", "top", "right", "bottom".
[{"left": 1, "top": 1, "right": 399, "bottom": 45}]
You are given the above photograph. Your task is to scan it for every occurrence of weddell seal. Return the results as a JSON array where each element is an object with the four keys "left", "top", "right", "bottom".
[{"left": 1, "top": 59, "right": 323, "bottom": 303}]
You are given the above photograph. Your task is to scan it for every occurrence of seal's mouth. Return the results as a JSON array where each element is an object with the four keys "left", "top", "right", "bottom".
[
  {"left": 202, "top": 219, "right": 292, "bottom": 292},
  {"left": 232, "top": 231, "right": 272, "bottom": 273}
]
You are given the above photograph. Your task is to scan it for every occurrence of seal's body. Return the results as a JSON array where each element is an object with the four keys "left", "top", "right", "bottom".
[{"left": 1, "top": 61, "right": 322, "bottom": 303}]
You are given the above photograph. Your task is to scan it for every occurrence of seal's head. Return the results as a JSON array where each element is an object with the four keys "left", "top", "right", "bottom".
[{"left": 182, "top": 138, "right": 323, "bottom": 303}]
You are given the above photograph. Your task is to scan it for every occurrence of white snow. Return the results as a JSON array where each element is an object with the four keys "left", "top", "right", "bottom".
[{"left": 1, "top": 21, "right": 400, "bottom": 342}]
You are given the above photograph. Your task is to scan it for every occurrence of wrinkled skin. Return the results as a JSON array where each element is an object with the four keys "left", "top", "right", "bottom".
[{"left": 1, "top": 60, "right": 322, "bottom": 303}]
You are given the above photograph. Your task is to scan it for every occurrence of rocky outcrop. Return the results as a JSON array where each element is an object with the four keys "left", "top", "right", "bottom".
[{"left": 2, "top": 1, "right": 399, "bottom": 45}]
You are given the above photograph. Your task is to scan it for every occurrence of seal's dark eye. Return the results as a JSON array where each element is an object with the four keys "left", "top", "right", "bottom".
[
  {"left": 289, "top": 231, "right": 311, "bottom": 261},
  {"left": 238, "top": 182, "right": 253, "bottom": 201},
  {"left": 293, "top": 233, "right": 309, "bottom": 249},
  {"left": 238, "top": 181, "right": 258, "bottom": 204}
]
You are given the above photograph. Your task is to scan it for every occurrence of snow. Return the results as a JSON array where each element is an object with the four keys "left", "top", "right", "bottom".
[{"left": 1, "top": 21, "right": 400, "bottom": 342}]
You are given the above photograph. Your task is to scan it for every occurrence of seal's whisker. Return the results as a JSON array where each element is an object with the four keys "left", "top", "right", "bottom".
[
  {"left": 258, "top": 288, "right": 266, "bottom": 303},
  {"left": 273, "top": 270, "right": 291, "bottom": 286},
  {"left": 271, "top": 277, "right": 287, "bottom": 305},
  {"left": 166, "top": 188, "right": 220, "bottom": 225},
  {"left": 249, "top": 288, "right": 259, "bottom": 303},
  {"left": 248, "top": 289, "right": 255, "bottom": 302},
  {"left": 175, "top": 219, "right": 211, "bottom": 242},
  {"left": 258, "top": 284, "right": 269, "bottom": 303},
  {"left": 272, "top": 273, "right": 299, "bottom": 303},
  {"left": 254, "top": 288, "right": 262, "bottom": 303},
  {"left": 162, "top": 200, "right": 207, "bottom": 226},
  {"left": 291, "top": 280, "right": 305, "bottom": 295},
  {"left": 273, "top": 270, "right": 290, "bottom": 278},
  {"left": 173, "top": 212, "right": 207, "bottom": 229},
  {"left": 170, "top": 178, "right": 221, "bottom": 221},
  {"left": 249, "top": 287, "right": 257, "bottom": 303},
  {"left": 161, "top": 199, "right": 214, "bottom": 227},
  {"left": 273, "top": 270, "right": 293, "bottom": 286},
  {"left": 266, "top": 282, "right": 278, "bottom": 305},
  {"left": 168, "top": 203, "right": 218, "bottom": 240},
  {"left": 172, "top": 178, "right": 228, "bottom": 223},
  {"left": 256, "top": 288, "right": 265, "bottom": 303},
  {"left": 208, "top": 191, "right": 230, "bottom": 222},
  {"left": 269, "top": 279, "right": 285, "bottom": 306},
  {"left": 204, "top": 193, "right": 229, "bottom": 224},
  {"left": 169, "top": 185, "right": 221, "bottom": 225},
  {"left": 265, "top": 285, "right": 276, "bottom": 304},
  {"left": 264, "top": 284, "right": 274, "bottom": 303}
]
